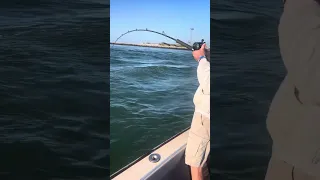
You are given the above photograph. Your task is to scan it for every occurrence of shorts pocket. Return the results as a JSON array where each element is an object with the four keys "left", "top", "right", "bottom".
[
  {"left": 190, "top": 113, "right": 204, "bottom": 134},
  {"left": 185, "top": 132, "right": 210, "bottom": 166}
]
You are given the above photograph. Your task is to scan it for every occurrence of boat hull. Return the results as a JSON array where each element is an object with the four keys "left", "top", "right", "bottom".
[{"left": 111, "top": 128, "right": 191, "bottom": 180}]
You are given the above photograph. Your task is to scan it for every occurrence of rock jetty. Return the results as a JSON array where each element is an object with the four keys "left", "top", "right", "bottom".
[{"left": 110, "top": 42, "right": 189, "bottom": 50}]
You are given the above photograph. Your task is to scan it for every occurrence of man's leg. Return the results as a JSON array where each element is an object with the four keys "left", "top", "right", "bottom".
[
  {"left": 185, "top": 112, "right": 210, "bottom": 180},
  {"left": 190, "top": 166, "right": 204, "bottom": 180},
  {"left": 202, "top": 156, "right": 210, "bottom": 179}
]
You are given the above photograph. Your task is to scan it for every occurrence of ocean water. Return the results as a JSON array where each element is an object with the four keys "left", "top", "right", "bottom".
[
  {"left": 110, "top": 45, "right": 198, "bottom": 173},
  {"left": 0, "top": 0, "right": 287, "bottom": 179},
  {"left": 0, "top": 0, "right": 109, "bottom": 179}
]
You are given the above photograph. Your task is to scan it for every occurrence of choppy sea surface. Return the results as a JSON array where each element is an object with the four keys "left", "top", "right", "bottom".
[
  {"left": 110, "top": 45, "right": 198, "bottom": 173},
  {"left": 0, "top": 0, "right": 109, "bottom": 179},
  {"left": 1, "top": 0, "right": 287, "bottom": 179}
]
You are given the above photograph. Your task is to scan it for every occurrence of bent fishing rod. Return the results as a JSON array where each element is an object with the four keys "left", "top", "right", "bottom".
[{"left": 112, "top": 28, "right": 210, "bottom": 61}]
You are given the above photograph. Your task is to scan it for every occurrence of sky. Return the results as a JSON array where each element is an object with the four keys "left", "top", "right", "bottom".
[{"left": 110, "top": 0, "right": 210, "bottom": 47}]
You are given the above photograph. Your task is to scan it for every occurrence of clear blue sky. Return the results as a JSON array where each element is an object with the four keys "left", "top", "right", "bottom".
[{"left": 110, "top": 0, "right": 210, "bottom": 46}]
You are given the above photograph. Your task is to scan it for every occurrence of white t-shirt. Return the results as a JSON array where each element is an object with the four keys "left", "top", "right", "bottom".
[{"left": 193, "top": 58, "right": 210, "bottom": 119}]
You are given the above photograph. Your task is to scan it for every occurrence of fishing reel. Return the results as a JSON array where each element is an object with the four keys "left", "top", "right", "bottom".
[
  {"left": 193, "top": 39, "right": 210, "bottom": 62},
  {"left": 192, "top": 39, "right": 205, "bottom": 51}
]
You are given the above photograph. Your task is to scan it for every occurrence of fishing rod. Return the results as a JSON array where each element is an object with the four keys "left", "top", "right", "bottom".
[{"left": 112, "top": 28, "right": 210, "bottom": 61}]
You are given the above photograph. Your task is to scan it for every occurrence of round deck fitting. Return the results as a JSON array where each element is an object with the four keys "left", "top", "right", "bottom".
[{"left": 149, "top": 153, "right": 161, "bottom": 163}]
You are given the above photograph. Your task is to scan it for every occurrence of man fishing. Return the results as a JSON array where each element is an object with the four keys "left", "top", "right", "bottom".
[
  {"left": 265, "top": 0, "right": 320, "bottom": 179},
  {"left": 185, "top": 43, "right": 210, "bottom": 180}
]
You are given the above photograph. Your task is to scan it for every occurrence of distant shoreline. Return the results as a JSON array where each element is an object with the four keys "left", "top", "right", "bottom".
[{"left": 110, "top": 42, "right": 189, "bottom": 51}]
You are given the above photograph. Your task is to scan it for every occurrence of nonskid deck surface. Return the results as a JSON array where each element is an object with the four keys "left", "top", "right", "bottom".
[{"left": 111, "top": 128, "right": 191, "bottom": 180}]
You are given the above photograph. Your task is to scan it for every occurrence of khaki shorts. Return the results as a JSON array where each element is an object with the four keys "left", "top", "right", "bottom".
[
  {"left": 265, "top": 155, "right": 320, "bottom": 180},
  {"left": 185, "top": 112, "right": 210, "bottom": 167}
]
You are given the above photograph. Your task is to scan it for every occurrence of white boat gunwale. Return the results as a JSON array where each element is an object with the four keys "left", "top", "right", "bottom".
[
  {"left": 141, "top": 143, "right": 187, "bottom": 179},
  {"left": 110, "top": 126, "right": 190, "bottom": 179}
]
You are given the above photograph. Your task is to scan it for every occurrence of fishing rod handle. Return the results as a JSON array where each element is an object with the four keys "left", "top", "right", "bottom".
[{"left": 176, "top": 39, "right": 193, "bottom": 50}]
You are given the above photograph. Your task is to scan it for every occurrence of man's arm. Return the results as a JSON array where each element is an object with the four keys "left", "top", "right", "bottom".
[
  {"left": 192, "top": 43, "right": 210, "bottom": 94},
  {"left": 197, "top": 59, "right": 210, "bottom": 95}
]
